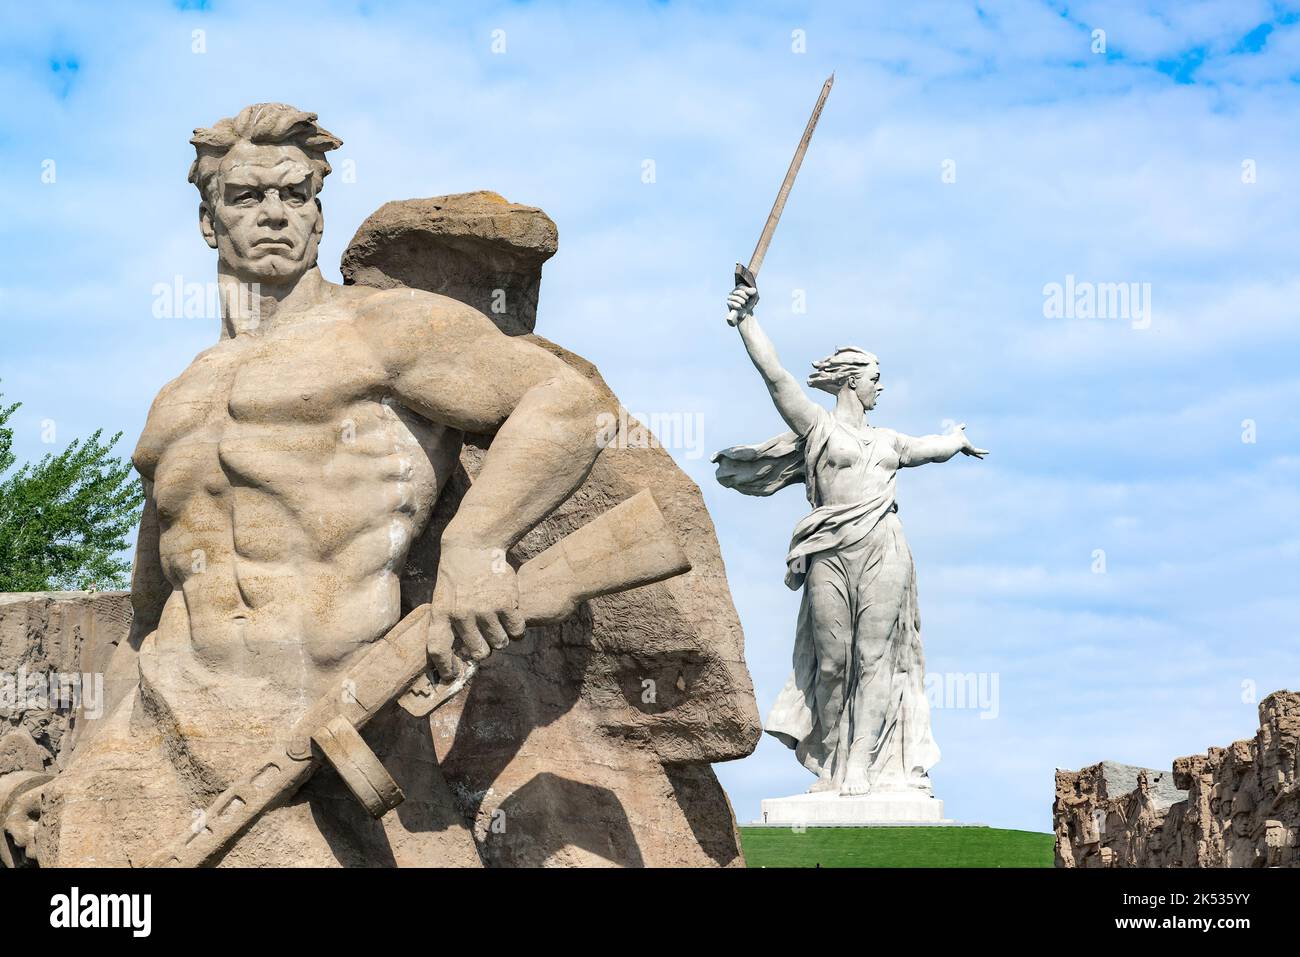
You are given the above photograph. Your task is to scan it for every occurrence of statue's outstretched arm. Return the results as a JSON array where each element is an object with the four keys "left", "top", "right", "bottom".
[
  {"left": 725, "top": 285, "right": 821, "bottom": 436},
  {"left": 896, "top": 424, "right": 989, "bottom": 467}
]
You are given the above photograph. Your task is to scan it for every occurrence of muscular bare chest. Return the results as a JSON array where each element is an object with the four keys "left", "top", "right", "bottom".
[{"left": 134, "top": 314, "right": 454, "bottom": 571}]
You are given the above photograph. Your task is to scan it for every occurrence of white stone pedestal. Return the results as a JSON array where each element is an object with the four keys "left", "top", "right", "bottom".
[{"left": 758, "top": 790, "right": 949, "bottom": 825}]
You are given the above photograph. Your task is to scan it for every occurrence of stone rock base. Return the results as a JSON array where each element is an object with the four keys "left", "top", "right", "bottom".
[{"left": 759, "top": 790, "right": 947, "bottom": 825}]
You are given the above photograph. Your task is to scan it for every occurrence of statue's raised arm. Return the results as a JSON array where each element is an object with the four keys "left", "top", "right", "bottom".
[
  {"left": 713, "top": 284, "right": 987, "bottom": 817},
  {"left": 724, "top": 283, "right": 822, "bottom": 437}
]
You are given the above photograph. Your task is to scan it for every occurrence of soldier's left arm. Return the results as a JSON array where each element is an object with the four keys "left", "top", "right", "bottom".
[
  {"left": 355, "top": 293, "right": 610, "bottom": 658},
  {"left": 360, "top": 293, "right": 610, "bottom": 551}
]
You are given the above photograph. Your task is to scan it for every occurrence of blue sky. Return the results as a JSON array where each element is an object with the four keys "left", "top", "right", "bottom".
[{"left": 2, "top": 0, "right": 1299, "bottom": 834}]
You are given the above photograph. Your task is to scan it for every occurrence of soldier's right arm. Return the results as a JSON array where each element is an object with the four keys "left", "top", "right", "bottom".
[{"left": 126, "top": 479, "right": 172, "bottom": 638}]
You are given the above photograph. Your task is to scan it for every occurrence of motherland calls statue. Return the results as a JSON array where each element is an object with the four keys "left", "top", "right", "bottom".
[
  {"left": 0, "top": 103, "right": 760, "bottom": 867},
  {"left": 714, "top": 283, "right": 987, "bottom": 824}
]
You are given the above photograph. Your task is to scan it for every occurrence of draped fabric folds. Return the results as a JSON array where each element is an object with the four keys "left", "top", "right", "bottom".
[{"left": 712, "top": 407, "right": 939, "bottom": 794}]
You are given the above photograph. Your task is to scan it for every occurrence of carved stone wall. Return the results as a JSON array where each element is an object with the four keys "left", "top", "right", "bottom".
[
  {"left": 1055, "top": 691, "right": 1300, "bottom": 867},
  {"left": 0, "top": 592, "right": 131, "bottom": 773}
]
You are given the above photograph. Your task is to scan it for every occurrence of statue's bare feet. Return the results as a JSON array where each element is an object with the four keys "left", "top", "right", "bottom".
[
  {"left": 841, "top": 777, "right": 871, "bottom": 797},
  {"left": 807, "top": 776, "right": 837, "bottom": 794}
]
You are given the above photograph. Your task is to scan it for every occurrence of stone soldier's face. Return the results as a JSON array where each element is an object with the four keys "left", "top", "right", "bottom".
[{"left": 200, "top": 141, "right": 323, "bottom": 283}]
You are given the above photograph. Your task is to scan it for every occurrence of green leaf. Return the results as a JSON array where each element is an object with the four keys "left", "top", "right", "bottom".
[{"left": 0, "top": 382, "right": 144, "bottom": 592}]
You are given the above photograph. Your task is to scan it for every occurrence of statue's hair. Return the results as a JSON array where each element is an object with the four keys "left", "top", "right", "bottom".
[
  {"left": 807, "top": 346, "right": 879, "bottom": 394},
  {"left": 187, "top": 103, "right": 342, "bottom": 206}
]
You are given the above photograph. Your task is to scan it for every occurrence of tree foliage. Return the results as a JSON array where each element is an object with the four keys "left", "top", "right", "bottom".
[{"left": 0, "top": 384, "right": 143, "bottom": 591}]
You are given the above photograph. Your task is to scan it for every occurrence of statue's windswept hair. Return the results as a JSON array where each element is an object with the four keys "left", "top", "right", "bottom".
[
  {"left": 806, "top": 346, "right": 879, "bottom": 394},
  {"left": 187, "top": 103, "right": 343, "bottom": 205}
]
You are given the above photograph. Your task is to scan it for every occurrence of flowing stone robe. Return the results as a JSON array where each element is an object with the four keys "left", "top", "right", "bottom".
[{"left": 713, "top": 406, "right": 939, "bottom": 795}]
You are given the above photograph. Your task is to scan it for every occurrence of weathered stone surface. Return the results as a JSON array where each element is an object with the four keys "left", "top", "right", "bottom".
[
  {"left": 409, "top": 375, "right": 759, "bottom": 866},
  {"left": 0, "top": 730, "right": 45, "bottom": 776},
  {"left": 8, "top": 359, "right": 759, "bottom": 871},
  {"left": 341, "top": 190, "right": 558, "bottom": 336},
  {"left": 4, "top": 165, "right": 760, "bottom": 868},
  {"left": 0, "top": 592, "right": 131, "bottom": 768},
  {"left": 351, "top": 198, "right": 762, "bottom": 865},
  {"left": 1053, "top": 761, "right": 1187, "bottom": 868},
  {"left": 1054, "top": 691, "right": 1300, "bottom": 867}
]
